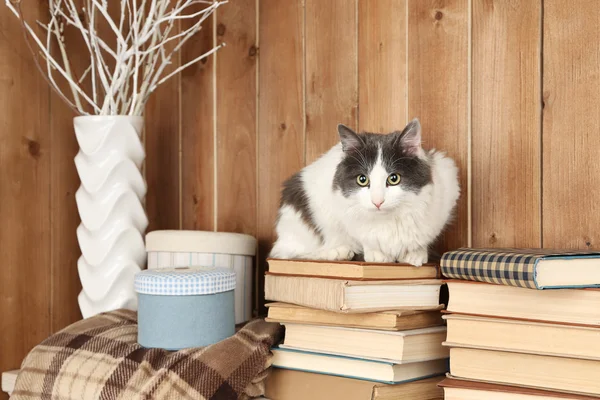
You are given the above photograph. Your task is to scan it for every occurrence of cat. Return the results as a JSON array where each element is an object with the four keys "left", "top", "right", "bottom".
[{"left": 269, "top": 118, "right": 460, "bottom": 266}]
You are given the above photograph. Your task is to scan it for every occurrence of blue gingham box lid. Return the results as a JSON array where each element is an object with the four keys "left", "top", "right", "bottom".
[{"left": 134, "top": 266, "right": 236, "bottom": 296}]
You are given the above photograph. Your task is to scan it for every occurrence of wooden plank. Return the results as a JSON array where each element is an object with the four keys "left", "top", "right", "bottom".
[
  {"left": 181, "top": 9, "right": 216, "bottom": 231},
  {"left": 471, "top": 0, "right": 541, "bottom": 248},
  {"left": 305, "top": 0, "right": 358, "bottom": 162},
  {"left": 543, "top": 0, "right": 600, "bottom": 249},
  {"left": 0, "top": 2, "right": 51, "bottom": 393},
  {"left": 257, "top": 0, "right": 305, "bottom": 314},
  {"left": 408, "top": 0, "right": 469, "bottom": 252},
  {"left": 358, "top": 0, "right": 407, "bottom": 132},
  {"left": 49, "top": 110, "right": 83, "bottom": 332},
  {"left": 144, "top": 18, "right": 181, "bottom": 231},
  {"left": 49, "top": 27, "right": 85, "bottom": 332},
  {"left": 216, "top": 0, "right": 257, "bottom": 235},
  {"left": 48, "top": 0, "right": 91, "bottom": 332}
]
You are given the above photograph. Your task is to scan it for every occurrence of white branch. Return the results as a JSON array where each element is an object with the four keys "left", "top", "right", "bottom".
[
  {"left": 6, "top": 0, "right": 100, "bottom": 113},
  {"left": 154, "top": 43, "right": 224, "bottom": 90},
  {"left": 5, "top": 0, "right": 225, "bottom": 116}
]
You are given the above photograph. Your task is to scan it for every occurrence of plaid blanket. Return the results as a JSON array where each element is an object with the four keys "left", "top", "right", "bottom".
[{"left": 11, "top": 309, "right": 282, "bottom": 400}]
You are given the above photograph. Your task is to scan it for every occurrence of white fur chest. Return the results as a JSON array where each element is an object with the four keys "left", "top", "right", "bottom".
[{"left": 344, "top": 198, "right": 435, "bottom": 258}]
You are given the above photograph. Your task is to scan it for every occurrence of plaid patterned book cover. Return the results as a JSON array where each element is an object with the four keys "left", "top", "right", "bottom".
[{"left": 440, "top": 248, "right": 600, "bottom": 289}]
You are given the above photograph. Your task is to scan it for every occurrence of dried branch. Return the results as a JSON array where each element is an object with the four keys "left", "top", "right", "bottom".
[{"left": 5, "top": 0, "right": 225, "bottom": 116}]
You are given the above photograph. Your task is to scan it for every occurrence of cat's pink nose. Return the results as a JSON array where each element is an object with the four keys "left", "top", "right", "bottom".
[{"left": 373, "top": 200, "right": 384, "bottom": 209}]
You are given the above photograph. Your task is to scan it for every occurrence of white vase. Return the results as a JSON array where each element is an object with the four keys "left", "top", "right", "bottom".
[{"left": 74, "top": 116, "right": 148, "bottom": 318}]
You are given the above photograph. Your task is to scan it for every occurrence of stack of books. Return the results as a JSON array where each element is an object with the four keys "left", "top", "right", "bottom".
[
  {"left": 438, "top": 248, "right": 600, "bottom": 399},
  {"left": 262, "top": 258, "right": 448, "bottom": 400}
]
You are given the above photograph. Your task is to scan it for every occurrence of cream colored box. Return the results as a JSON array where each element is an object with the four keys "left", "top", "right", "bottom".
[{"left": 145, "top": 230, "right": 256, "bottom": 324}]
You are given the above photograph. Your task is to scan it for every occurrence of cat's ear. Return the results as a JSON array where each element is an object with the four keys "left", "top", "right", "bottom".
[
  {"left": 338, "top": 124, "right": 362, "bottom": 153},
  {"left": 394, "top": 118, "right": 422, "bottom": 156}
]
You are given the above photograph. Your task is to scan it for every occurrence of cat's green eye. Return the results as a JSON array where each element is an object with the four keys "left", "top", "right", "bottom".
[
  {"left": 387, "top": 173, "right": 401, "bottom": 186},
  {"left": 356, "top": 174, "right": 369, "bottom": 187}
]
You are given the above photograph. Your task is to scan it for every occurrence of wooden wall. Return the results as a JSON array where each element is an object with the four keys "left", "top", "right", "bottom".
[
  {"left": 0, "top": 1, "right": 83, "bottom": 390},
  {"left": 2, "top": 0, "right": 600, "bottom": 387}
]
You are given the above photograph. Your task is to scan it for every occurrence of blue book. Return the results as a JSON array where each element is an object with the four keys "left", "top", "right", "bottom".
[
  {"left": 271, "top": 346, "right": 448, "bottom": 384},
  {"left": 441, "top": 248, "right": 600, "bottom": 289}
]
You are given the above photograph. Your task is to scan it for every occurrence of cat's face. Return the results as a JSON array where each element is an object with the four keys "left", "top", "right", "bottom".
[{"left": 333, "top": 119, "right": 432, "bottom": 212}]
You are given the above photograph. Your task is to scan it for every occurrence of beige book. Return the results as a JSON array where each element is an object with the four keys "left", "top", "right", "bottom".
[
  {"left": 272, "top": 347, "right": 448, "bottom": 384},
  {"left": 266, "top": 302, "right": 444, "bottom": 330},
  {"left": 439, "top": 378, "right": 594, "bottom": 400},
  {"left": 446, "top": 280, "right": 600, "bottom": 325},
  {"left": 264, "top": 274, "right": 443, "bottom": 312},
  {"left": 443, "top": 314, "right": 600, "bottom": 359},
  {"left": 449, "top": 347, "right": 600, "bottom": 396},
  {"left": 282, "top": 324, "right": 448, "bottom": 362},
  {"left": 265, "top": 369, "right": 443, "bottom": 400},
  {"left": 1, "top": 370, "right": 18, "bottom": 395},
  {"left": 266, "top": 258, "right": 439, "bottom": 280}
]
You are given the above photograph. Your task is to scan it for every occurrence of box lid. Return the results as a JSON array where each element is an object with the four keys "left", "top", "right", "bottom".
[
  {"left": 145, "top": 230, "right": 256, "bottom": 256},
  {"left": 134, "top": 266, "right": 236, "bottom": 295}
]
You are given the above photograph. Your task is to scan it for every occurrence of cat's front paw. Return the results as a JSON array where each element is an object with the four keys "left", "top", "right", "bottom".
[
  {"left": 401, "top": 248, "right": 428, "bottom": 267},
  {"left": 364, "top": 249, "right": 395, "bottom": 263},
  {"left": 313, "top": 246, "right": 355, "bottom": 261}
]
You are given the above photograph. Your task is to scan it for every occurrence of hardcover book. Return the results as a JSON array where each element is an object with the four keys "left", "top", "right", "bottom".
[
  {"left": 445, "top": 280, "right": 600, "bottom": 326},
  {"left": 281, "top": 324, "right": 448, "bottom": 362},
  {"left": 266, "top": 258, "right": 440, "bottom": 280},
  {"left": 449, "top": 347, "right": 600, "bottom": 396},
  {"left": 443, "top": 314, "right": 600, "bottom": 359},
  {"left": 439, "top": 378, "right": 595, "bottom": 400},
  {"left": 266, "top": 369, "right": 443, "bottom": 400},
  {"left": 271, "top": 347, "right": 448, "bottom": 384},
  {"left": 265, "top": 302, "right": 444, "bottom": 330},
  {"left": 440, "top": 248, "right": 600, "bottom": 289},
  {"left": 264, "top": 274, "right": 443, "bottom": 312}
]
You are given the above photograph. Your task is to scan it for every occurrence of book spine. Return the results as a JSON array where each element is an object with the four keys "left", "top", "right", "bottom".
[
  {"left": 265, "top": 275, "right": 345, "bottom": 311},
  {"left": 440, "top": 250, "right": 538, "bottom": 289}
]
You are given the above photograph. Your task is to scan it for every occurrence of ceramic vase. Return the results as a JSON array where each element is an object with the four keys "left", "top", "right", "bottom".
[{"left": 74, "top": 116, "right": 148, "bottom": 318}]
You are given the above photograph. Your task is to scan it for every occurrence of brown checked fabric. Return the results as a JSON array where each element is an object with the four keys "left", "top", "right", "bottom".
[{"left": 11, "top": 309, "right": 282, "bottom": 400}]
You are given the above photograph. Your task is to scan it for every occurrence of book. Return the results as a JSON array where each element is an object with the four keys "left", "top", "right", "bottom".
[
  {"left": 281, "top": 324, "right": 448, "bottom": 362},
  {"left": 443, "top": 314, "right": 600, "bottom": 359},
  {"left": 449, "top": 347, "right": 600, "bottom": 396},
  {"left": 1, "top": 370, "right": 18, "bottom": 396},
  {"left": 265, "top": 369, "right": 444, "bottom": 400},
  {"left": 439, "top": 378, "right": 596, "bottom": 400},
  {"left": 441, "top": 248, "right": 600, "bottom": 289},
  {"left": 266, "top": 258, "right": 440, "bottom": 280},
  {"left": 271, "top": 347, "right": 448, "bottom": 384},
  {"left": 264, "top": 274, "right": 443, "bottom": 312},
  {"left": 446, "top": 280, "right": 600, "bottom": 325},
  {"left": 265, "top": 302, "right": 444, "bottom": 330}
]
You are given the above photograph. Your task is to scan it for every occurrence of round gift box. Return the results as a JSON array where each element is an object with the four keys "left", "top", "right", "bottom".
[
  {"left": 145, "top": 230, "right": 256, "bottom": 324},
  {"left": 134, "top": 266, "right": 236, "bottom": 350}
]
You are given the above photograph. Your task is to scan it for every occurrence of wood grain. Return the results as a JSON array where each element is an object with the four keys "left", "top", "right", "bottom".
[
  {"left": 181, "top": 10, "right": 216, "bottom": 231},
  {"left": 216, "top": 0, "right": 257, "bottom": 235},
  {"left": 0, "top": 2, "right": 51, "bottom": 390},
  {"left": 305, "top": 0, "right": 358, "bottom": 163},
  {"left": 6, "top": 0, "right": 600, "bottom": 380},
  {"left": 358, "top": 0, "right": 407, "bottom": 132},
  {"left": 408, "top": 0, "right": 469, "bottom": 252},
  {"left": 543, "top": 0, "right": 600, "bottom": 249},
  {"left": 49, "top": 108, "right": 83, "bottom": 333},
  {"left": 257, "top": 0, "right": 305, "bottom": 315},
  {"left": 144, "top": 25, "right": 181, "bottom": 231},
  {"left": 471, "top": 0, "right": 541, "bottom": 248},
  {"left": 49, "top": 21, "right": 86, "bottom": 332}
]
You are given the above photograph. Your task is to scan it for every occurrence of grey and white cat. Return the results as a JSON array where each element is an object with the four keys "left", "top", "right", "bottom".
[{"left": 269, "top": 119, "right": 460, "bottom": 266}]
